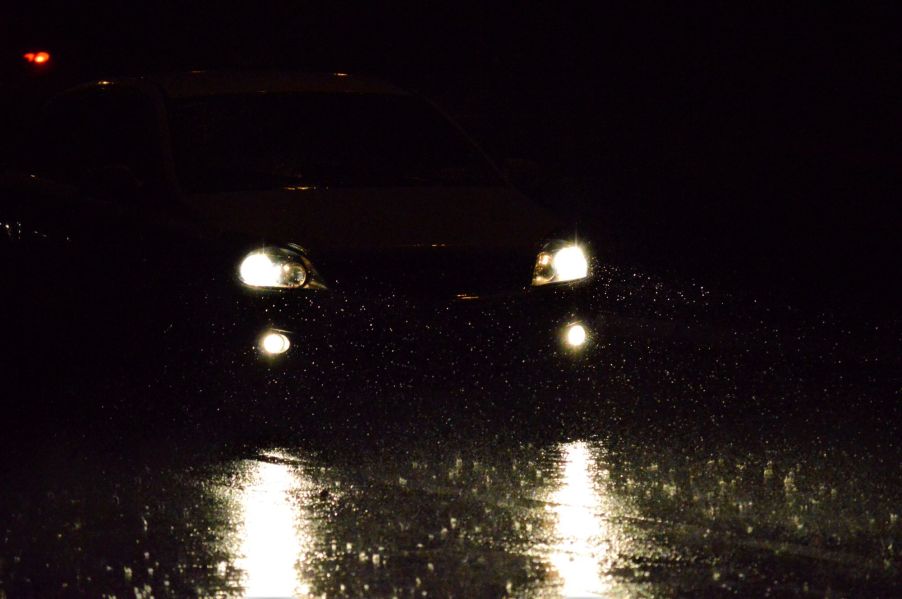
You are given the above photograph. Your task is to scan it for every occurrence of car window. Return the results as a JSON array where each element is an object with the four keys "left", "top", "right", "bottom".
[
  {"left": 168, "top": 92, "right": 501, "bottom": 192},
  {"left": 37, "top": 89, "right": 162, "bottom": 187}
]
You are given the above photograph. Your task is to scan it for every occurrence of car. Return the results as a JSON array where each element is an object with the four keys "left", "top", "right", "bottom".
[{"left": 1, "top": 70, "right": 598, "bottom": 401}]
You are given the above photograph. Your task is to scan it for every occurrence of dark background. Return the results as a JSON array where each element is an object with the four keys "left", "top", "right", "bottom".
[
  {"left": 2, "top": 2, "right": 900, "bottom": 315},
  {"left": 1, "top": 9, "right": 900, "bottom": 596}
]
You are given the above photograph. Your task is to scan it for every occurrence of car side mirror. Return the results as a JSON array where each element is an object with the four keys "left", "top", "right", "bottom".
[{"left": 80, "top": 164, "right": 140, "bottom": 203}]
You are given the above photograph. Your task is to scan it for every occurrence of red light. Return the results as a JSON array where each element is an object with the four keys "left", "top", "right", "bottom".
[{"left": 23, "top": 51, "right": 51, "bottom": 65}]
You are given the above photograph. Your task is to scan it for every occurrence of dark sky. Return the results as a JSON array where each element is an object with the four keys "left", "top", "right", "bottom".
[
  {"left": 7, "top": 4, "right": 898, "bottom": 168},
  {"left": 5, "top": 4, "right": 899, "bottom": 95}
]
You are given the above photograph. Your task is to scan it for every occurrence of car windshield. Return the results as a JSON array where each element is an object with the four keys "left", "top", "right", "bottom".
[{"left": 168, "top": 92, "right": 501, "bottom": 192}]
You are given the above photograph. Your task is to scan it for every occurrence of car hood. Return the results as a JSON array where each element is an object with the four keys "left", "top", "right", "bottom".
[{"left": 183, "top": 186, "right": 559, "bottom": 251}]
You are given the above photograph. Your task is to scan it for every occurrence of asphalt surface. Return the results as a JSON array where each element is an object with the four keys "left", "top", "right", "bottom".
[{"left": 2, "top": 266, "right": 900, "bottom": 598}]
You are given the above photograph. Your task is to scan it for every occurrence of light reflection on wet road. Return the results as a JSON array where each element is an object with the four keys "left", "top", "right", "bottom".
[
  {"left": 234, "top": 453, "right": 314, "bottom": 598},
  {"left": 545, "top": 442, "right": 610, "bottom": 598},
  {"left": 211, "top": 441, "right": 642, "bottom": 598},
  {"left": 5, "top": 430, "right": 895, "bottom": 597},
  {"left": 217, "top": 438, "right": 901, "bottom": 597},
  {"left": 217, "top": 442, "right": 627, "bottom": 598}
]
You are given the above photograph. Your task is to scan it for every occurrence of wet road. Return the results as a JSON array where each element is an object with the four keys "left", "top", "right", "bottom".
[
  {"left": 2, "top": 268, "right": 900, "bottom": 598},
  {"left": 2, "top": 432, "right": 900, "bottom": 597}
]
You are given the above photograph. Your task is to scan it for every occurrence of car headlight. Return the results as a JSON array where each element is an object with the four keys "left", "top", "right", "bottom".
[
  {"left": 532, "top": 243, "right": 589, "bottom": 286},
  {"left": 238, "top": 247, "right": 321, "bottom": 289}
]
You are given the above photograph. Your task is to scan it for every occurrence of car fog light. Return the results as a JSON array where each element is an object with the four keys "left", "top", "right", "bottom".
[
  {"left": 260, "top": 331, "right": 291, "bottom": 355},
  {"left": 564, "top": 323, "right": 587, "bottom": 348}
]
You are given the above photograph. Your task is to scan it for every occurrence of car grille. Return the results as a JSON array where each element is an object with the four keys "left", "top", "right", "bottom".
[{"left": 312, "top": 246, "right": 535, "bottom": 299}]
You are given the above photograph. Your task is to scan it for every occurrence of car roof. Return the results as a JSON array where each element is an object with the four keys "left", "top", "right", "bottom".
[{"left": 70, "top": 70, "right": 410, "bottom": 98}]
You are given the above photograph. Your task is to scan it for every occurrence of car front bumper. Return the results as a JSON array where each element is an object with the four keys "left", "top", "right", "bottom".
[{"left": 220, "top": 280, "right": 600, "bottom": 379}]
